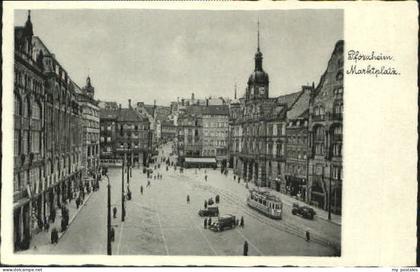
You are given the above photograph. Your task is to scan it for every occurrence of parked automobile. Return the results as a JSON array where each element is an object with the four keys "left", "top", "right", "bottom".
[
  {"left": 209, "top": 214, "right": 236, "bottom": 232},
  {"left": 291, "top": 203, "right": 316, "bottom": 220},
  {"left": 198, "top": 206, "right": 219, "bottom": 217}
]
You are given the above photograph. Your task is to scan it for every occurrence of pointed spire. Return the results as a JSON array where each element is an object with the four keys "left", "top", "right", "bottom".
[
  {"left": 28, "top": 10, "right": 31, "bottom": 21},
  {"left": 257, "top": 18, "right": 260, "bottom": 52},
  {"left": 234, "top": 83, "right": 237, "bottom": 99}
]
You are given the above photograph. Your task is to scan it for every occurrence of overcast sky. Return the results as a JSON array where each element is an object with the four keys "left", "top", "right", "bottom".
[{"left": 15, "top": 9, "right": 343, "bottom": 107}]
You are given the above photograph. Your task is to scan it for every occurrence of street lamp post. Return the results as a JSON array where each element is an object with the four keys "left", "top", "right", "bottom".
[
  {"left": 328, "top": 164, "right": 332, "bottom": 221},
  {"left": 102, "top": 168, "right": 111, "bottom": 255},
  {"left": 122, "top": 153, "right": 126, "bottom": 222}
]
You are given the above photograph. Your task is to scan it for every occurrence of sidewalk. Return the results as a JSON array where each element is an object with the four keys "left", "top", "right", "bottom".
[
  {"left": 20, "top": 189, "right": 96, "bottom": 254},
  {"left": 246, "top": 183, "right": 341, "bottom": 226}
]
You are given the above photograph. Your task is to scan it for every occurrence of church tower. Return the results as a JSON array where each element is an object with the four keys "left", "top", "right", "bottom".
[
  {"left": 83, "top": 75, "right": 95, "bottom": 99},
  {"left": 246, "top": 20, "right": 269, "bottom": 101}
]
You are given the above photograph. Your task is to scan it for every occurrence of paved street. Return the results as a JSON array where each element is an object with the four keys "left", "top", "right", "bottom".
[{"left": 21, "top": 143, "right": 340, "bottom": 256}]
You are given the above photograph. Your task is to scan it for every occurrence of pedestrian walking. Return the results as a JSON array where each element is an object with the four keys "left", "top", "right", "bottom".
[
  {"left": 204, "top": 218, "right": 207, "bottom": 229},
  {"left": 215, "top": 195, "right": 220, "bottom": 203},
  {"left": 61, "top": 217, "right": 67, "bottom": 232},
  {"left": 236, "top": 219, "right": 239, "bottom": 226},
  {"left": 50, "top": 208, "right": 56, "bottom": 223},
  {"left": 204, "top": 200, "right": 208, "bottom": 209},
  {"left": 238, "top": 178, "right": 240, "bottom": 184},
  {"left": 306, "top": 229, "right": 311, "bottom": 242},
  {"left": 208, "top": 217, "right": 212, "bottom": 226},
  {"left": 205, "top": 175, "right": 208, "bottom": 181},
  {"left": 234, "top": 175, "right": 236, "bottom": 181},
  {"left": 140, "top": 185, "right": 143, "bottom": 194},
  {"left": 243, "top": 241, "right": 248, "bottom": 256},
  {"left": 187, "top": 195, "right": 190, "bottom": 203},
  {"left": 113, "top": 207, "right": 117, "bottom": 218},
  {"left": 51, "top": 227, "right": 58, "bottom": 244},
  {"left": 147, "top": 180, "right": 151, "bottom": 187},
  {"left": 240, "top": 216, "right": 244, "bottom": 228},
  {"left": 76, "top": 197, "right": 80, "bottom": 209}
]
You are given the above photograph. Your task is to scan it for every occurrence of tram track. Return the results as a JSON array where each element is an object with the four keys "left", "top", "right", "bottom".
[{"left": 188, "top": 180, "right": 341, "bottom": 255}]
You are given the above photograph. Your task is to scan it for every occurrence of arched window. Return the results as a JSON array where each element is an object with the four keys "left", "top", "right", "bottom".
[
  {"left": 14, "top": 93, "right": 22, "bottom": 116},
  {"left": 32, "top": 101, "right": 41, "bottom": 120},
  {"left": 24, "top": 96, "right": 31, "bottom": 117},
  {"left": 333, "top": 125, "right": 342, "bottom": 136}
]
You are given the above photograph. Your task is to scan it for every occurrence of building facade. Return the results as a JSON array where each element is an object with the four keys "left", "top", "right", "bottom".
[
  {"left": 307, "top": 40, "right": 344, "bottom": 214},
  {"left": 231, "top": 28, "right": 289, "bottom": 189},
  {"left": 99, "top": 101, "right": 152, "bottom": 167},
  {"left": 177, "top": 109, "right": 203, "bottom": 164},
  {"left": 201, "top": 106, "right": 230, "bottom": 164},
  {"left": 161, "top": 120, "right": 177, "bottom": 143},
  {"left": 76, "top": 77, "right": 100, "bottom": 181},
  {"left": 14, "top": 12, "right": 84, "bottom": 251}
]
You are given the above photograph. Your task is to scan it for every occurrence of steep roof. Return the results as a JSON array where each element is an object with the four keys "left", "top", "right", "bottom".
[
  {"left": 287, "top": 90, "right": 310, "bottom": 120},
  {"left": 118, "top": 108, "right": 148, "bottom": 122},
  {"left": 99, "top": 108, "right": 118, "bottom": 119},
  {"left": 156, "top": 106, "right": 171, "bottom": 121},
  {"left": 184, "top": 105, "right": 229, "bottom": 116},
  {"left": 276, "top": 91, "right": 302, "bottom": 108}
]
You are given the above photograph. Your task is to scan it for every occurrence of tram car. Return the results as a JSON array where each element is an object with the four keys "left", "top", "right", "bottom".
[{"left": 246, "top": 189, "right": 283, "bottom": 219}]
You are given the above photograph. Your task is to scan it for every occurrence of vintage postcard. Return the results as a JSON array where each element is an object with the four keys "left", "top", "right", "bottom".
[{"left": 1, "top": 1, "right": 418, "bottom": 267}]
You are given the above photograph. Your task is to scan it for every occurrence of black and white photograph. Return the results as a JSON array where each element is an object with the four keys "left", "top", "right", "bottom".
[{"left": 10, "top": 8, "right": 344, "bottom": 257}]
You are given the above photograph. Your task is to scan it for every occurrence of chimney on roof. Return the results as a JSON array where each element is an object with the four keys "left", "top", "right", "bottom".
[
  {"left": 191, "top": 92, "right": 195, "bottom": 101},
  {"left": 128, "top": 99, "right": 131, "bottom": 108},
  {"left": 206, "top": 98, "right": 209, "bottom": 107}
]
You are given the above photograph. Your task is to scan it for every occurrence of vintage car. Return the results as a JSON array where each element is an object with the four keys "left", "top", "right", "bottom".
[
  {"left": 291, "top": 203, "right": 316, "bottom": 220},
  {"left": 209, "top": 214, "right": 236, "bottom": 232},
  {"left": 198, "top": 206, "right": 219, "bottom": 217}
]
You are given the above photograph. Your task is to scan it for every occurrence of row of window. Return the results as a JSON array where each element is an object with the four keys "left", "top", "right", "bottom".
[
  {"left": 203, "top": 122, "right": 228, "bottom": 128},
  {"left": 14, "top": 93, "right": 42, "bottom": 119},
  {"left": 14, "top": 130, "right": 41, "bottom": 155},
  {"left": 288, "top": 135, "right": 307, "bottom": 145},
  {"left": 14, "top": 69, "right": 43, "bottom": 94},
  {"left": 287, "top": 164, "right": 307, "bottom": 176},
  {"left": 203, "top": 130, "right": 228, "bottom": 137},
  {"left": 314, "top": 143, "right": 342, "bottom": 157},
  {"left": 203, "top": 140, "right": 227, "bottom": 146}
]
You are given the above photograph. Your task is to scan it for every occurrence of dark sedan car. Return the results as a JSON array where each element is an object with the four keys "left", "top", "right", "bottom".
[
  {"left": 291, "top": 203, "right": 316, "bottom": 220},
  {"left": 198, "top": 206, "right": 219, "bottom": 217}
]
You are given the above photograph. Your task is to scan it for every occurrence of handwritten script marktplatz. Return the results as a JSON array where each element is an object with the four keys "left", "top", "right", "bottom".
[{"left": 346, "top": 50, "right": 400, "bottom": 77}]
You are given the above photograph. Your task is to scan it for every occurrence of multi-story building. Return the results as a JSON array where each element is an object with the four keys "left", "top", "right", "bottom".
[
  {"left": 161, "top": 120, "right": 177, "bottom": 143},
  {"left": 284, "top": 85, "right": 313, "bottom": 199},
  {"left": 308, "top": 40, "right": 343, "bottom": 214},
  {"left": 201, "top": 105, "right": 229, "bottom": 164},
  {"left": 76, "top": 77, "right": 100, "bottom": 181},
  {"left": 231, "top": 27, "right": 290, "bottom": 189},
  {"left": 99, "top": 101, "right": 151, "bottom": 167},
  {"left": 99, "top": 108, "right": 118, "bottom": 165},
  {"left": 177, "top": 107, "right": 203, "bottom": 165},
  {"left": 14, "top": 12, "right": 84, "bottom": 250},
  {"left": 177, "top": 104, "right": 230, "bottom": 167}
]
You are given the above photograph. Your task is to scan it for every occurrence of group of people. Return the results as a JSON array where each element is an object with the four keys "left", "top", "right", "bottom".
[{"left": 50, "top": 204, "right": 70, "bottom": 244}]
